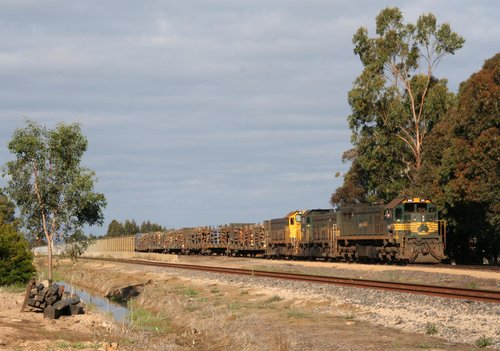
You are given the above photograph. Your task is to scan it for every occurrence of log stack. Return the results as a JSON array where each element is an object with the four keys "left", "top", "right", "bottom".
[{"left": 26, "top": 282, "right": 84, "bottom": 319}]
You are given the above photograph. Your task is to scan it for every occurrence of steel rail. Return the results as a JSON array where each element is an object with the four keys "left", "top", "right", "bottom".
[{"left": 81, "top": 256, "right": 500, "bottom": 303}]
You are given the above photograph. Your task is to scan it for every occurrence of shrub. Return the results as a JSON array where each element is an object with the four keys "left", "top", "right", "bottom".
[
  {"left": 475, "top": 336, "right": 493, "bottom": 348},
  {"left": 0, "top": 224, "right": 36, "bottom": 285},
  {"left": 425, "top": 323, "right": 438, "bottom": 335}
]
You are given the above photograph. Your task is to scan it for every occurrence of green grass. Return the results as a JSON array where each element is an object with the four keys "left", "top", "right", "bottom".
[
  {"left": 286, "top": 310, "right": 310, "bottom": 319},
  {"left": 37, "top": 268, "right": 65, "bottom": 283},
  {"left": 228, "top": 302, "right": 253, "bottom": 311},
  {"left": 53, "top": 341, "right": 87, "bottom": 350},
  {"left": 393, "top": 338, "right": 401, "bottom": 348},
  {"left": 465, "top": 281, "right": 478, "bottom": 289},
  {"left": 265, "top": 295, "right": 283, "bottom": 303},
  {"left": 0, "top": 283, "right": 27, "bottom": 293},
  {"left": 173, "top": 285, "right": 199, "bottom": 298},
  {"left": 71, "top": 342, "right": 86, "bottom": 349},
  {"left": 425, "top": 323, "right": 438, "bottom": 335},
  {"left": 475, "top": 336, "right": 493, "bottom": 348},
  {"left": 128, "top": 302, "right": 170, "bottom": 332},
  {"left": 416, "top": 342, "right": 432, "bottom": 349},
  {"left": 109, "top": 295, "right": 128, "bottom": 305},
  {"left": 84, "top": 300, "right": 97, "bottom": 312},
  {"left": 384, "top": 271, "right": 402, "bottom": 281},
  {"left": 344, "top": 313, "right": 355, "bottom": 320},
  {"left": 55, "top": 341, "right": 70, "bottom": 349}
]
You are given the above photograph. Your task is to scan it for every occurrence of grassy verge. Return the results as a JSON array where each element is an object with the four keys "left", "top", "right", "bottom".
[
  {"left": 127, "top": 300, "right": 171, "bottom": 333},
  {"left": 0, "top": 283, "right": 27, "bottom": 293}
]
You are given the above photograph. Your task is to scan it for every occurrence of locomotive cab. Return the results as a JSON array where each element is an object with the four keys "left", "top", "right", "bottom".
[
  {"left": 287, "top": 210, "right": 304, "bottom": 243},
  {"left": 386, "top": 198, "right": 439, "bottom": 237},
  {"left": 386, "top": 198, "right": 436, "bottom": 220},
  {"left": 385, "top": 197, "right": 445, "bottom": 263}
]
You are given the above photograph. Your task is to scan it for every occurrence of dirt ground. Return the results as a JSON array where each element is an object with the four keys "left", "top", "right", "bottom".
[
  {"left": 1, "top": 256, "right": 497, "bottom": 350},
  {"left": 0, "top": 288, "right": 123, "bottom": 351}
]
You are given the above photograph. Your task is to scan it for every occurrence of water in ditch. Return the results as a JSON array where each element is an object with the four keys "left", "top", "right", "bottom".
[{"left": 57, "top": 281, "right": 130, "bottom": 324}]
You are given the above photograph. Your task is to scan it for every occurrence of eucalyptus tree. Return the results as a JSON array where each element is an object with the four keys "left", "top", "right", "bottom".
[
  {"left": 334, "top": 7, "right": 464, "bottom": 204},
  {"left": 62, "top": 229, "right": 96, "bottom": 263},
  {"left": 3, "top": 121, "right": 106, "bottom": 282}
]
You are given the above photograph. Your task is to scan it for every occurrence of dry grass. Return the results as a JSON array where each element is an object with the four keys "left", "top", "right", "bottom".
[
  {"left": 43, "top": 258, "right": 487, "bottom": 351},
  {"left": 270, "top": 329, "right": 292, "bottom": 351}
]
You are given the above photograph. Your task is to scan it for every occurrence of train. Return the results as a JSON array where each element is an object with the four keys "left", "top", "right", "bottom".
[{"left": 135, "top": 197, "right": 447, "bottom": 263}]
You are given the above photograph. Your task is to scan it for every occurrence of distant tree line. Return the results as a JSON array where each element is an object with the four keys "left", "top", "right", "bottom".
[
  {"left": 332, "top": 7, "right": 499, "bottom": 264},
  {"left": 105, "top": 219, "right": 166, "bottom": 237}
]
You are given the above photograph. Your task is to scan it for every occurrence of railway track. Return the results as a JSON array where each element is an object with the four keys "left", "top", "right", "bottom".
[{"left": 82, "top": 256, "right": 500, "bottom": 303}]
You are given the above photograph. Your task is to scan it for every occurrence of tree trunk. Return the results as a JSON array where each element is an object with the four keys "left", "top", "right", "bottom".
[{"left": 47, "top": 235, "right": 53, "bottom": 283}]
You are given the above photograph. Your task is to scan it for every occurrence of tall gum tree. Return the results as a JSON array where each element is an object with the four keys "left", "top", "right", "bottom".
[
  {"left": 419, "top": 54, "right": 500, "bottom": 262},
  {"left": 3, "top": 121, "right": 106, "bottom": 282},
  {"left": 333, "top": 7, "right": 464, "bottom": 205}
]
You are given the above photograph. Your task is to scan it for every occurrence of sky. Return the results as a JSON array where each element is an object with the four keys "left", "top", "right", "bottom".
[{"left": 0, "top": 1, "right": 498, "bottom": 234}]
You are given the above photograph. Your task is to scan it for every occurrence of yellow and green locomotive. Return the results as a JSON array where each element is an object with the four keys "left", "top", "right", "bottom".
[
  {"left": 265, "top": 197, "right": 446, "bottom": 263},
  {"left": 135, "top": 197, "right": 446, "bottom": 263}
]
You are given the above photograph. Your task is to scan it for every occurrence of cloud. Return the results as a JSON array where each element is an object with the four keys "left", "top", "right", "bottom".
[{"left": 0, "top": 0, "right": 498, "bottom": 230}]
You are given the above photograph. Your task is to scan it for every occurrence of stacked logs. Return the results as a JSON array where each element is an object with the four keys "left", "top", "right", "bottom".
[
  {"left": 26, "top": 282, "right": 84, "bottom": 319},
  {"left": 227, "top": 224, "right": 266, "bottom": 250}
]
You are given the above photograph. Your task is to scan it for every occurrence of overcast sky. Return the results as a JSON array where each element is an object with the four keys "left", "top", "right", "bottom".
[{"left": 0, "top": 1, "right": 498, "bottom": 233}]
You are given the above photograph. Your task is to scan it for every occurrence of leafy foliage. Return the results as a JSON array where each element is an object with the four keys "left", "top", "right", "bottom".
[
  {"left": 0, "top": 189, "right": 16, "bottom": 225},
  {"left": 0, "top": 192, "right": 35, "bottom": 285},
  {"left": 332, "top": 7, "right": 463, "bottom": 205},
  {"left": 419, "top": 54, "right": 500, "bottom": 262},
  {"left": 62, "top": 229, "right": 96, "bottom": 262},
  {"left": 3, "top": 120, "right": 106, "bottom": 280},
  {"left": 0, "top": 224, "right": 36, "bottom": 285},
  {"left": 140, "top": 220, "right": 165, "bottom": 233},
  {"left": 330, "top": 149, "right": 369, "bottom": 208}
]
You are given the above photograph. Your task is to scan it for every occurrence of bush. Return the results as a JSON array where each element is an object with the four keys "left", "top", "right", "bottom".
[
  {"left": 425, "top": 323, "right": 438, "bottom": 335},
  {"left": 475, "top": 336, "right": 493, "bottom": 348},
  {"left": 0, "top": 224, "right": 36, "bottom": 285}
]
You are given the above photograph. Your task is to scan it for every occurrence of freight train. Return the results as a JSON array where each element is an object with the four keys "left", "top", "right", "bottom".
[{"left": 135, "top": 197, "right": 447, "bottom": 263}]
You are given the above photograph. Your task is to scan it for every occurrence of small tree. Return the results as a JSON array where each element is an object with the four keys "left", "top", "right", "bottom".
[
  {"left": 0, "top": 224, "right": 36, "bottom": 285},
  {"left": 123, "top": 219, "right": 139, "bottom": 235},
  {"left": 3, "top": 121, "right": 106, "bottom": 282},
  {"left": 62, "top": 230, "right": 96, "bottom": 263},
  {"left": 106, "top": 219, "right": 124, "bottom": 237},
  {"left": 0, "top": 189, "right": 35, "bottom": 285}
]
